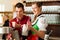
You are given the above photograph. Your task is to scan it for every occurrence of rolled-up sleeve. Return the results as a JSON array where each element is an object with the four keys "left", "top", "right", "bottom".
[{"left": 37, "top": 17, "right": 48, "bottom": 31}]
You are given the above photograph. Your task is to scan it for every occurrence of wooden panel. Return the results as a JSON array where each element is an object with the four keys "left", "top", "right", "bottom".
[
  {"left": 26, "top": 1, "right": 60, "bottom": 6},
  {"left": 46, "top": 24, "right": 60, "bottom": 37},
  {"left": 42, "top": 1, "right": 60, "bottom": 5}
]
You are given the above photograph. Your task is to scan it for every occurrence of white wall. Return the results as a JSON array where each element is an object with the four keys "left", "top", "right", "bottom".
[
  {"left": 0, "top": 0, "right": 23, "bottom": 11},
  {"left": 26, "top": 0, "right": 58, "bottom": 2}
]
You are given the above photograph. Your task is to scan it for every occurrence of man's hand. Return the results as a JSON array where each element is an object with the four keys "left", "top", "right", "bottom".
[
  {"left": 27, "top": 20, "right": 33, "bottom": 30},
  {"left": 15, "top": 23, "right": 22, "bottom": 28}
]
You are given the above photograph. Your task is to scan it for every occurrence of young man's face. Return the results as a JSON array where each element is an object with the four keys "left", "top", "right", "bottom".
[{"left": 15, "top": 7, "right": 24, "bottom": 20}]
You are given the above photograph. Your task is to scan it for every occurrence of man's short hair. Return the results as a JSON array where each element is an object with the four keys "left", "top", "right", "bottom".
[{"left": 15, "top": 2, "right": 24, "bottom": 10}]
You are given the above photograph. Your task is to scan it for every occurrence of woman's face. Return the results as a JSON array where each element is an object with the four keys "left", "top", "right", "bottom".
[
  {"left": 15, "top": 7, "right": 24, "bottom": 20},
  {"left": 32, "top": 4, "right": 41, "bottom": 15},
  {"left": 4, "top": 15, "right": 8, "bottom": 20}
]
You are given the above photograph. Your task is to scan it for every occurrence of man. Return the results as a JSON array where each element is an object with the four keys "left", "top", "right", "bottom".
[{"left": 9, "top": 3, "right": 30, "bottom": 40}]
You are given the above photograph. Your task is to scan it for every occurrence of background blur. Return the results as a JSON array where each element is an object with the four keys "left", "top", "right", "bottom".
[{"left": 0, "top": 0, "right": 60, "bottom": 40}]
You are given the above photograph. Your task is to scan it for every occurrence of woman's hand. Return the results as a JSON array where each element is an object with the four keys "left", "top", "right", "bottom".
[
  {"left": 27, "top": 20, "right": 45, "bottom": 39},
  {"left": 6, "top": 33, "right": 12, "bottom": 40}
]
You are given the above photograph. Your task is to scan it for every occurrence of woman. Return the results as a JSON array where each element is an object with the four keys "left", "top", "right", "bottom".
[
  {"left": 27, "top": 2, "right": 48, "bottom": 40},
  {"left": 2, "top": 15, "right": 9, "bottom": 40},
  {"left": 3, "top": 15, "right": 9, "bottom": 26}
]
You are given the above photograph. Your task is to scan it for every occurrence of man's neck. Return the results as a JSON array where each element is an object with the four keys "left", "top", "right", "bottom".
[{"left": 16, "top": 15, "right": 24, "bottom": 21}]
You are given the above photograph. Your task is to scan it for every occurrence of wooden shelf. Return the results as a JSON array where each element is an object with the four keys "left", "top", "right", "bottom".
[
  {"left": 26, "top": 1, "right": 60, "bottom": 6},
  {"left": 48, "top": 24, "right": 60, "bottom": 26},
  {"left": 47, "top": 24, "right": 60, "bottom": 37},
  {"left": 42, "top": 12, "right": 60, "bottom": 14},
  {"left": 0, "top": 11, "right": 13, "bottom": 14},
  {"left": 25, "top": 11, "right": 60, "bottom": 14},
  {"left": 0, "top": 12, "right": 12, "bottom": 13}
]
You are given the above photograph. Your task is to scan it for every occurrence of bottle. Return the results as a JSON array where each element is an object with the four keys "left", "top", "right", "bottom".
[{"left": 44, "top": 34, "right": 49, "bottom": 40}]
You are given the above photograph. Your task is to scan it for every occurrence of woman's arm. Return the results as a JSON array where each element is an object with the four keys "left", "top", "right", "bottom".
[
  {"left": 32, "top": 27, "right": 45, "bottom": 39},
  {"left": 27, "top": 20, "right": 45, "bottom": 39},
  {"left": 29, "top": 26, "right": 45, "bottom": 39},
  {"left": 27, "top": 17, "right": 48, "bottom": 39}
]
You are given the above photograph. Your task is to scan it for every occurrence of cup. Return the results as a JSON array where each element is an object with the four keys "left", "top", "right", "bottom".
[
  {"left": 22, "top": 24, "right": 28, "bottom": 36},
  {"left": 12, "top": 22, "right": 15, "bottom": 27}
]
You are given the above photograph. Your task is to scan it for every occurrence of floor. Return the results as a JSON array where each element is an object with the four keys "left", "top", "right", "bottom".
[
  {"left": 0, "top": 34, "right": 3, "bottom": 40},
  {"left": 0, "top": 35, "right": 60, "bottom": 40},
  {"left": 49, "top": 37, "right": 60, "bottom": 40}
]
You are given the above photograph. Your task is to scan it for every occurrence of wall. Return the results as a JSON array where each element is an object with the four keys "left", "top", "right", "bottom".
[
  {"left": 0, "top": 0, "right": 24, "bottom": 26},
  {"left": 0, "top": 0, "right": 24, "bottom": 11}
]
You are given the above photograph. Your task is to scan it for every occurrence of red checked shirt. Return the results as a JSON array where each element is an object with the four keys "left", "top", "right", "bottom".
[{"left": 9, "top": 15, "right": 30, "bottom": 37}]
